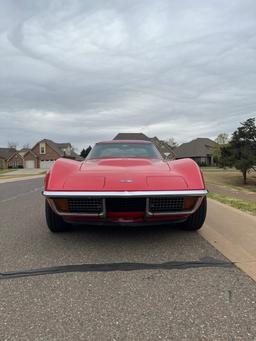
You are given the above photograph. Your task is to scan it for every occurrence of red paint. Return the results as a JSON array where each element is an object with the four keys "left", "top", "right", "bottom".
[
  {"left": 44, "top": 141, "right": 206, "bottom": 224},
  {"left": 107, "top": 211, "right": 145, "bottom": 222},
  {"left": 46, "top": 157, "right": 205, "bottom": 191}
]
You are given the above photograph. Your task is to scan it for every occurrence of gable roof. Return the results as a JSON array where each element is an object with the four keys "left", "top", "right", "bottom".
[
  {"left": 113, "top": 133, "right": 150, "bottom": 141},
  {"left": 150, "top": 136, "right": 175, "bottom": 159},
  {"left": 175, "top": 138, "right": 218, "bottom": 158},
  {"left": 0, "top": 148, "right": 17, "bottom": 160},
  {"left": 113, "top": 133, "right": 176, "bottom": 159},
  {"left": 7, "top": 151, "right": 24, "bottom": 161},
  {"left": 16, "top": 148, "right": 30, "bottom": 158},
  {"left": 31, "top": 139, "right": 72, "bottom": 156},
  {"left": 44, "top": 139, "right": 64, "bottom": 155},
  {"left": 22, "top": 149, "right": 38, "bottom": 158},
  {"left": 56, "top": 142, "right": 72, "bottom": 149}
]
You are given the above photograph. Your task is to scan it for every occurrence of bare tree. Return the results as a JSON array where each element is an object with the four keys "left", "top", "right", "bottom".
[
  {"left": 213, "top": 133, "right": 230, "bottom": 166},
  {"left": 8, "top": 141, "right": 18, "bottom": 149},
  {"left": 166, "top": 137, "right": 179, "bottom": 148},
  {"left": 22, "top": 143, "right": 30, "bottom": 149},
  {"left": 215, "top": 133, "right": 229, "bottom": 145}
]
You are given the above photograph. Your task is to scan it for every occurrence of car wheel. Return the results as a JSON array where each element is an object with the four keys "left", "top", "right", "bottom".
[
  {"left": 181, "top": 197, "right": 207, "bottom": 231},
  {"left": 45, "top": 200, "right": 71, "bottom": 233}
]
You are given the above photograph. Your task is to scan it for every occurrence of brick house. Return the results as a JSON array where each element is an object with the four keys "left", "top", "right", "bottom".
[
  {"left": 0, "top": 148, "right": 17, "bottom": 169},
  {"left": 22, "top": 139, "right": 79, "bottom": 169},
  {"left": 113, "top": 133, "right": 175, "bottom": 159},
  {"left": 7, "top": 151, "right": 24, "bottom": 168},
  {"left": 149, "top": 136, "right": 176, "bottom": 160}
]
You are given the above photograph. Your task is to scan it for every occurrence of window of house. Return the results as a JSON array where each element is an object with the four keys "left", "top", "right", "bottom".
[{"left": 40, "top": 143, "right": 46, "bottom": 154}]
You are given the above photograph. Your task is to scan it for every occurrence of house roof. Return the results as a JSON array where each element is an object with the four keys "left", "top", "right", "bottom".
[
  {"left": 43, "top": 139, "right": 65, "bottom": 156},
  {"left": 0, "top": 148, "right": 17, "bottom": 160},
  {"left": 7, "top": 151, "right": 24, "bottom": 161},
  {"left": 21, "top": 149, "right": 38, "bottom": 159},
  {"left": 17, "top": 148, "right": 30, "bottom": 157},
  {"left": 99, "top": 140, "right": 151, "bottom": 144},
  {"left": 30, "top": 139, "right": 72, "bottom": 156},
  {"left": 69, "top": 149, "right": 81, "bottom": 159},
  {"left": 174, "top": 138, "right": 218, "bottom": 158},
  {"left": 57, "top": 142, "right": 72, "bottom": 149},
  {"left": 113, "top": 133, "right": 175, "bottom": 159},
  {"left": 113, "top": 133, "right": 150, "bottom": 141},
  {"left": 149, "top": 137, "right": 175, "bottom": 158}
]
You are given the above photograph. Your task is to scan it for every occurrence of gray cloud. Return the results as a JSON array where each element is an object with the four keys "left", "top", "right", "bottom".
[{"left": 0, "top": 0, "right": 256, "bottom": 151}]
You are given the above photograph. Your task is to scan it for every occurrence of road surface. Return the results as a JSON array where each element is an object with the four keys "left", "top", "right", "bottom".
[{"left": 0, "top": 178, "right": 255, "bottom": 341}]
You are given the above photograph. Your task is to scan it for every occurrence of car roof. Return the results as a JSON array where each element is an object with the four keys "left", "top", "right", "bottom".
[{"left": 96, "top": 140, "right": 152, "bottom": 144}]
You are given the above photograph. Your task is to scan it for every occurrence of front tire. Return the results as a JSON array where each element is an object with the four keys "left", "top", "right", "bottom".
[
  {"left": 45, "top": 200, "right": 71, "bottom": 233},
  {"left": 181, "top": 197, "right": 207, "bottom": 231}
]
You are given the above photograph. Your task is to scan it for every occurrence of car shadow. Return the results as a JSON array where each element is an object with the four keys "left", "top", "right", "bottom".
[{"left": 63, "top": 222, "right": 189, "bottom": 240}]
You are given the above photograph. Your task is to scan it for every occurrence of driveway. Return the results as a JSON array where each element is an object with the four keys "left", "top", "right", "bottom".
[{"left": 0, "top": 178, "right": 255, "bottom": 340}]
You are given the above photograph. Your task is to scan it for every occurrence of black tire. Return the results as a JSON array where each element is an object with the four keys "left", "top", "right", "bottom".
[
  {"left": 181, "top": 197, "right": 207, "bottom": 231},
  {"left": 45, "top": 200, "right": 71, "bottom": 233}
]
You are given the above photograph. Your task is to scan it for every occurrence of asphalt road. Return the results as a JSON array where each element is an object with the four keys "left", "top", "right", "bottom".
[{"left": 0, "top": 179, "right": 256, "bottom": 341}]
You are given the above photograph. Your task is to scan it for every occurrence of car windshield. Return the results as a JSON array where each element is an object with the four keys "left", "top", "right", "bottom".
[{"left": 87, "top": 142, "right": 162, "bottom": 159}]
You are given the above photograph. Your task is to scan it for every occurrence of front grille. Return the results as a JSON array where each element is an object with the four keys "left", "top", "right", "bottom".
[
  {"left": 68, "top": 198, "right": 104, "bottom": 213},
  {"left": 66, "top": 196, "right": 185, "bottom": 214},
  {"left": 106, "top": 198, "right": 146, "bottom": 212},
  {"left": 149, "top": 197, "right": 184, "bottom": 213}
]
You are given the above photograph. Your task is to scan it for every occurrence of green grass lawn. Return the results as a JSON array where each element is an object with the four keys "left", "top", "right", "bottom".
[
  {"left": 202, "top": 167, "right": 256, "bottom": 193},
  {"left": 0, "top": 169, "right": 15, "bottom": 175},
  {"left": 208, "top": 192, "right": 256, "bottom": 215},
  {"left": 0, "top": 169, "right": 46, "bottom": 178}
]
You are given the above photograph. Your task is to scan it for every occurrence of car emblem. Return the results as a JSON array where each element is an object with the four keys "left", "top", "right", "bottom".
[{"left": 120, "top": 179, "right": 133, "bottom": 183}]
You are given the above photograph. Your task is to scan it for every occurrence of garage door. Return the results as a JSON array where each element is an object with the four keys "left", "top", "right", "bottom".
[
  {"left": 40, "top": 160, "right": 55, "bottom": 169},
  {"left": 25, "top": 160, "right": 35, "bottom": 169}
]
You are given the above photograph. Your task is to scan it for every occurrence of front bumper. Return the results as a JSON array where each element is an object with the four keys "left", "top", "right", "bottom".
[
  {"left": 43, "top": 190, "right": 208, "bottom": 198},
  {"left": 62, "top": 217, "right": 188, "bottom": 227},
  {"left": 43, "top": 190, "right": 208, "bottom": 221}
]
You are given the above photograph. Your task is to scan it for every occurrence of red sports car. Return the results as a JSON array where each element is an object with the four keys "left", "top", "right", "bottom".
[{"left": 43, "top": 140, "right": 207, "bottom": 232}]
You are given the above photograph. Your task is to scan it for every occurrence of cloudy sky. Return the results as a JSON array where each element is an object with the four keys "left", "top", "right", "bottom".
[{"left": 0, "top": 0, "right": 256, "bottom": 151}]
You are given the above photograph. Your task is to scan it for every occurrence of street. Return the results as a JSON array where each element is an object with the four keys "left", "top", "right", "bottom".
[{"left": 0, "top": 178, "right": 256, "bottom": 341}]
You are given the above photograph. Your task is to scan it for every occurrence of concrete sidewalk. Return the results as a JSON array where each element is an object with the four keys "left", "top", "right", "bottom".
[{"left": 200, "top": 198, "right": 256, "bottom": 281}]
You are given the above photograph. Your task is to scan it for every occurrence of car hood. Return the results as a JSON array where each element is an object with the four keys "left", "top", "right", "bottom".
[
  {"left": 80, "top": 158, "right": 171, "bottom": 173},
  {"left": 61, "top": 158, "right": 188, "bottom": 191}
]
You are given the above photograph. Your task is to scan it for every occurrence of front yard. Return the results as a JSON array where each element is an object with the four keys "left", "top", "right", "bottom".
[
  {"left": 202, "top": 167, "right": 256, "bottom": 193},
  {"left": 202, "top": 167, "right": 256, "bottom": 215},
  {"left": 0, "top": 169, "right": 15, "bottom": 175},
  {"left": 0, "top": 169, "right": 46, "bottom": 182},
  {"left": 208, "top": 192, "right": 256, "bottom": 215}
]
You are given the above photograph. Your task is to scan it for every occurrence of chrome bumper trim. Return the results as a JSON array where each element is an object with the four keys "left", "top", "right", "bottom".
[
  {"left": 47, "top": 198, "right": 106, "bottom": 218},
  {"left": 43, "top": 190, "right": 208, "bottom": 198},
  {"left": 145, "top": 197, "right": 203, "bottom": 216}
]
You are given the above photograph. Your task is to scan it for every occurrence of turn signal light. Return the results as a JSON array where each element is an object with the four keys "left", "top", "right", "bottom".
[
  {"left": 53, "top": 199, "right": 69, "bottom": 212},
  {"left": 183, "top": 197, "right": 198, "bottom": 210}
]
